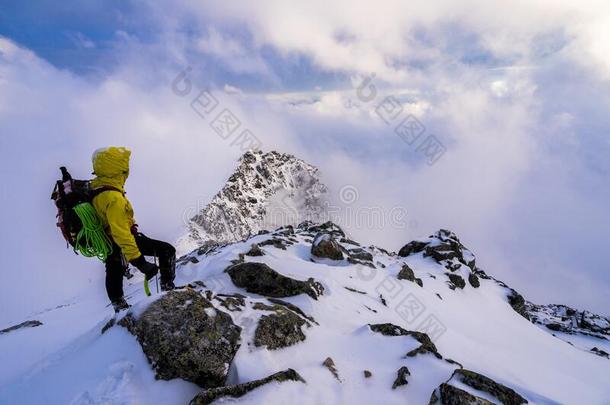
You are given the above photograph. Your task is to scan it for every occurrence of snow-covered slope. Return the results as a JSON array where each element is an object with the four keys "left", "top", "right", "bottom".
[
  {"left": 1, "top": 223, "right": 609, "bottom": 404},
  {"left": 177, "top": 150, "right": 327, "bottom": 254}
]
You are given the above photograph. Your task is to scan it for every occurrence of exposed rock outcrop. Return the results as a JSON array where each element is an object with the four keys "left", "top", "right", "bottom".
[
  {"left": 392, "top": 366, "right": 411, "bottom": 389},
  {"left": 190, "top": 369, "right": 306, "bottom": 405},
  {"left": 429, "top": 383, "right": 494, "bottom": 405},
  {"left": 322, "top": 357, "right": 341, "bottom": 381},
  {"left": 507, "top": 289, "right": 530, "bottom": 320},
  {"left": 180, "top": 150, "right": 328, "bottom": 250},
  {"left": 311, "top": 232, "right": 345, "bottom": 261},
  {"left": 452, "top": 369, "right": 528, "bottom": 405},
  {"left": 0, "top": 320, "right": 43, "bottom": 335},
  {"left": 254, "top": 306, "right": 311, "bottom": 350},
  {"left": 368, "top": 323, "right": 441, "bottom": 359},
  {"left": 447, "top": 273, "right": 466, "bottom": 290},
  {"left": 118, "top": 289, "right": 241, "bottom": 388},
  {"left": 226, "top": 262, "right": 324, "bottom": 300},
  {"left": 397, "top": 264, "right": 423, "bottom": 287}
]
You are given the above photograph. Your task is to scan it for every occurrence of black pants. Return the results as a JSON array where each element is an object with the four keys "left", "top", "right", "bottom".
[{"left": 105, "top": 233, "right": 176, "bottom": 302}]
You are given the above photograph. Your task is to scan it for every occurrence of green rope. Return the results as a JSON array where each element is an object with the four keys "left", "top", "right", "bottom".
[{"left": 73, "top": 202, "right": 113, "bottom": 262}]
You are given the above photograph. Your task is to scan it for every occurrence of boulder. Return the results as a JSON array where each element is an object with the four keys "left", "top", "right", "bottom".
[
  {"left": 245, "top": 243, "right": 264, "bottom": 256},
  {"left": 468, "top": 273, "right": 480, "bottom": 288},
  {"left": 398, "top": 240, "right": 428, "bottom": 257},
  {"left": 190, "top": 369, "right": 306, "bottom": 405},
  {"left": 118, "top": 289, "right": 241, "bottom": 388},
  {"left": 447, "top": 274, "right": 466, "bottom": 289},
  {"left": 369, "top": 323, "right": 441, "bottom": 359},
  {"left": 397, "top": 264, "right": 423, "bottom": 287},
  {"left": 254, "top": 308, "right": 310, "bottom": 350},
  {"left": 259, "top": 237, "right": 289, "bottom": 250},
  {"left": 226, "top": 262, "right": 323, "bottom": 300},
  {"left": 322, "top": 357, "right": 341, "bottom": 381},
  {"left": 300, "top": 221, "right": 346, "bottom": 238},
  {"left": 348, "top": 248, "right": 373, "bottom": 262},
  {"left": 311, "top": 233, "right": 344, "bottom": 260},
  {"left": 402, "top": 230, "right": 477, "bottom": 273},
  {"left": 392, "top": 366, "right": 411, "bottom": 389},
  {"left": 507, "top": 289, "right": 530, "bottom": 320},
  {"left": 429, "top": 383, "right": 494, "bottom": 405},
  {"left": 452, "top": 369, "right": 528, "bottom": 405}
]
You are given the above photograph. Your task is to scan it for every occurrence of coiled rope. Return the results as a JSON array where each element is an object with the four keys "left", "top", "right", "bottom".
[{"left": 73, "top": 202, "right": 113, "bottom": 262}]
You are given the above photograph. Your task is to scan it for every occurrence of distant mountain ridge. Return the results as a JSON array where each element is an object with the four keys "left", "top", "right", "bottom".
[{"left": 177, "top": 150, "right": 327, "bottom": 253}]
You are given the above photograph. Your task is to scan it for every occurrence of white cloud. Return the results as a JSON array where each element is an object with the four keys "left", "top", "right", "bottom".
[
  {"left": 163, "top": 0, "right": 610, "bottom": 83},
  {"left": 2, "top": 0, "right": 610, "bottom": 319}
]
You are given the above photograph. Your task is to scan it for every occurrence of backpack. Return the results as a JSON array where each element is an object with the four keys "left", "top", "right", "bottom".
[{"left": 51, "top": 166, "right": 118, "bottom": 261}]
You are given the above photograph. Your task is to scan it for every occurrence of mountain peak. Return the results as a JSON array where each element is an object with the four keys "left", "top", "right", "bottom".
[{"left": 177, "top": 150, "right": 327, "bottom": 253}]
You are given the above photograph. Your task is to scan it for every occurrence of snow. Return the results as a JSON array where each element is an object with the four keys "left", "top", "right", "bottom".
[{"left": 1, "top": 227, "right": 609, "bottom": 404}]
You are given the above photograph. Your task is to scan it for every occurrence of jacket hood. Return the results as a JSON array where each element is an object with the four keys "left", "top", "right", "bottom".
[{"left": 91, "top": 146, "right": 131, "bottom": 191}]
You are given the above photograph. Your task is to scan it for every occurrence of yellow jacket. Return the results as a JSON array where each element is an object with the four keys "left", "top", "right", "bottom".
[{"left": 90, "top": 147, "right": 142, "bottom": 262}]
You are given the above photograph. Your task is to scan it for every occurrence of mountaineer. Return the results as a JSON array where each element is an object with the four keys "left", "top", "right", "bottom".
[{"left": 90, "top": 147, "right": 176, "bottom": 312}]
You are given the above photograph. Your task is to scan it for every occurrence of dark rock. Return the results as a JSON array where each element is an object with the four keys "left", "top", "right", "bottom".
[
  {"left": 348, "top": 248, "right": 373, "bottom": 262},
  {"left": 215, "top": 294, "right": 246, "bottom": 312},
  {"left": 340, "top": 237, "right": 361, "bottom": 246},
  {"left": 245, "top": 243, "right": 264, "bottom": 256},
  {"left": 190, "top": 368, "right": 305, "bottom": 405},
  {"left": 0, "top": 320, "right": 43, "bottom": 335},
  {"left": 392, "top": 366, "right": 411, "bottom": 389},
  {"left": 398, "top": 240, "right": 428, "bottom": 257},
  {"left": 347, "top": 256, "right": 377, "bottom": 268},
  {"left": 468, "top": 273, "right": 480, "bottom": 288},
  {"left": 311, "top": 233, "right": 345, "bottom": 260},
  {"left": 507, "top": 289, "right": 530, "bottom": 320},
  {"left": 274, "top": 225, "right": 294, "bottom": 236},
  {"left": 453, "top": 369, "right": 528, "bottom": 405},
  {"left": 300, "top": 221, "right": 346, "bottom": 238},
  {"left": 226, "top": 262, "right": 323, "bottom": 300},
  {"left": 397, "top": 264, "right": 423, "bottom": 287},
  {"left": 408, "top": 230, "right": 478, "bottom": 274},
  {"left": 591, "top": 347, "right": 609, "bottom": 358},
  {"left": 119, "top": 290, "right": 241, "bottom": 388},
  {"left": 368, "top": 323, "right": 441, "bottom": 359},
  {"left": 267, "top": 298, "right": 317, "bottom": 323},
  {"left": 369, "top": 323, "right": 410, "bottom": 336},
  {"left": 426, "top": 244, "right": 461, "bottom": 263},
  {"left": 344, "top": 286, "right": 367, "bottom": 295},
  {"left": 364, "top": 305, "right": 378, "bottom": 313},
  {"left": 445, "top": 358, "right": 464, "bottom": 368},
  {"left": 258, "top": 238, "right": 288, "bottom": 250},
  {"left": 545, "top": 323, "right": 564, "bottom": 332},
  {"left": 252, "top": 302, "right": 277, "bottom": 311},
  {"left": 429, "top": 383, "right": 494, "bottom": 405},
  {"left": 323, "top": 357, "right": 341, "bottom": 381},
  {"left": 254, "top": 309, "right": 309, "bottom": 350},
  {"left": 445, "top": 261, "right": 462, "bottom": 272},
  {"left": 364, "top": 370, "right": 372, "bottom": 378},
  {"left": 447, "top": 274, "right": 466, "bottom": 289}
]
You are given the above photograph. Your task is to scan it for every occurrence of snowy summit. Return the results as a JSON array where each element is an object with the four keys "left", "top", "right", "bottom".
[{"left": 1, "top": 152, "right": 608, "bottom": 404}]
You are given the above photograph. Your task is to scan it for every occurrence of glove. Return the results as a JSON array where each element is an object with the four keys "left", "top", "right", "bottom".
[
  {"left": 130, "top": 224, "right": 139, "bottom": 235},
  {"left": 130, "top": 255, "right": 159, "bottom": 280}
]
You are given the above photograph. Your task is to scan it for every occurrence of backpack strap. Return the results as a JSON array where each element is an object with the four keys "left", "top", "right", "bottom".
[{"left": 90, "top": 186, "right": 123, "bottom": 199}]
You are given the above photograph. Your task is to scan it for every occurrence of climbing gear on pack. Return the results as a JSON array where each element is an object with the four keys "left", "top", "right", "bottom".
[
  {"left": 51, "top": 166, "right": 120, "bottom": 262},
  {"left": 73, "top": 202, "right": 113, "bottom": 261}
]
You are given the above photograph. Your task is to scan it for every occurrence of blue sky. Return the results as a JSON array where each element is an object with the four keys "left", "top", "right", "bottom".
[{"left": 1, "top": 0, "right": 609, "bottom": 321}]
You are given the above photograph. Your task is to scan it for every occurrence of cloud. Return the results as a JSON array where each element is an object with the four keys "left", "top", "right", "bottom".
[{"left": 1, "top": 0, "right": 609, "bottom": 319}]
